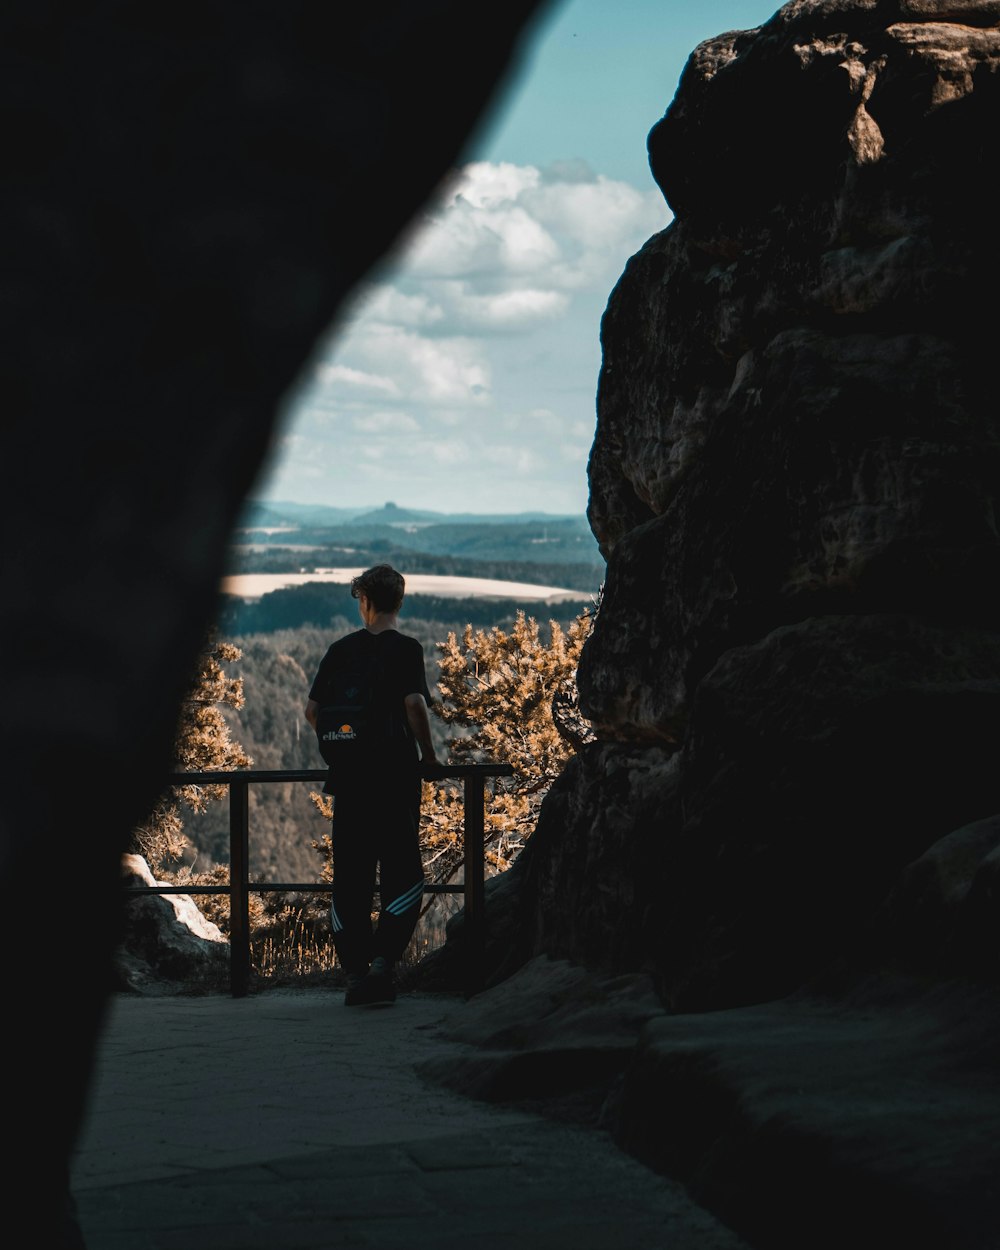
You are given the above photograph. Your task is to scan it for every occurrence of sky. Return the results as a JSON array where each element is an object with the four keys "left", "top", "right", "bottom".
[{"left": 251, "top": 0, "right": 779, "bottom": 517}]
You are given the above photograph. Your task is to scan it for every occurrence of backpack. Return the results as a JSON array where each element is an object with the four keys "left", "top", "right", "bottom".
[{"left": 314, "top": 640, "right": 401, "bottom": 767}]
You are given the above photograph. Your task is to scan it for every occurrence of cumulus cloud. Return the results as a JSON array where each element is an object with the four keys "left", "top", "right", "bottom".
[
  {"left": 444, "top": 286, "right": 570, "bottom": 330},
  {"left": 358, "top": 285, "right": 445, "bottom": 329},
  {"left": 398, "top": 159, "right": 664, "bottom": 295},
  {"left": 319, "top": 322, "right": 492, "bottom": 410},
  {"left": 317, "top": 364, "right": 401, "bottom": 396},
  {"left": 351, "top": 411, "right": 420, "bottom": 434},
  {"left": 272, "top": 159, "right": 670, "bottom": 512}
]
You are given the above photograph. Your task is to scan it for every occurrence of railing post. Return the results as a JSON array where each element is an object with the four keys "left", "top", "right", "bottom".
[
  {"left": 156, "top": 765, "right": 511, "bottom": 997},
  {"left": 229, "top": 779, "right": 251, "bottom": 998},
  {"left": 462, "top": 771, "right": 486, "bottom": 997}
]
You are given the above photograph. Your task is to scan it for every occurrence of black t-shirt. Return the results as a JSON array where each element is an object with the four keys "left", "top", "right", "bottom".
[{"left": 309, "top": 628, "right": 432, "bottom": 770}]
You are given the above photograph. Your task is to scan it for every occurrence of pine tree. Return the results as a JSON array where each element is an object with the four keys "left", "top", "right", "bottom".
[
  {"left": 422, "top": 607, "right": 594, "bottom": 884},
  {"left": 131, "top": 638, "right": 252, "bottom": 874},
  {"left": 308, "top": 608, "right": 594, "bottom": 912}
]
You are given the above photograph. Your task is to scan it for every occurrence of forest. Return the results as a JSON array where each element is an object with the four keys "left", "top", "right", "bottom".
[
  {"left": 178, "top": 605, "right": 591, "bottom": 887},
  {"left": 232, "top": 513, "right": 604, "bottom": 568},
  {"left": 226, "top": 544, "right": 603, "bottom": 592},
  {"left": 157, "top": 528, "right": 602, "bottom": 968},
  {"left": 214, "top": 583, "right": 595, "bottom": 637}
]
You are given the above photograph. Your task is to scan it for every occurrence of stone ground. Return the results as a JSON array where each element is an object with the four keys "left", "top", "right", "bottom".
[
  {"left": 69, "top": 984, "right": 752, "bottom": 1250},
  {"left": 71, "top": 958, "right": 1000, "bottom": 1250}
]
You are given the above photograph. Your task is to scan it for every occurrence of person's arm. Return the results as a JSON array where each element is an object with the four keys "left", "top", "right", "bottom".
[
  {"left": 404, "top": 692, "right": 440, "bottom": 766},
  {"left": 306, "top": 645, "right": 334, "bottom": 733}
]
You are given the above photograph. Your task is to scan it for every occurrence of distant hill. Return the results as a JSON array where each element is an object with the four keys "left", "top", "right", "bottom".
[
  {"left": 235, "top": 501, "right": 372, "bottom": 530},
  {"left": 230, "top": 502, "right": 603, "bottom": 570},
  {"left": 242, "top": 499, "right": 589, "bottom": 530},
  {"left": 236, "top": 520, "right": 601, "bottom": 565},
  {"left": 347, "top": 502, "right": 441, "bottom": 526}
]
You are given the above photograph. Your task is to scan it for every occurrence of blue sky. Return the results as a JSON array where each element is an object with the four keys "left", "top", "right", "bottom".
[{"left": 253, "top": 0, "right": 779, "bottom": 516}]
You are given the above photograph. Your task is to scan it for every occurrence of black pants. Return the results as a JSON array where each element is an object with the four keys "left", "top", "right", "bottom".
[{"left": 328, "top": 768, "right": 424, "bottom": 975}]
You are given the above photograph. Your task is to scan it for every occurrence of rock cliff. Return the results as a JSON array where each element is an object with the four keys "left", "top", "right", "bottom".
[
  {"left": 491, "top": 0, "right": 1000, "bottom": 1011},
  {"left": 419, "top": 12, "right": 1000, "bottom": 1242}
]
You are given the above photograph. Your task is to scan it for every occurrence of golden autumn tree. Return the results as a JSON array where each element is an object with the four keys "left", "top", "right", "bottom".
[
  {"left": 309, "top": 608, "right": 595, "bottom": 901},
  {"left": 421, "top": 607, "right": 595, "bottom": 887},
  {"left": 130, "top": 638, "right": 252, "bottom": 875}
]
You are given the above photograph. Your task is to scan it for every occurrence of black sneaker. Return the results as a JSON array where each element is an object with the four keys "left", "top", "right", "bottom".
[
  {"left": 363, "top": 956, "right": 397, "bottom": 1004},
  {"left": 344, "top": 972, "right": 369, "bottom": 1006}
]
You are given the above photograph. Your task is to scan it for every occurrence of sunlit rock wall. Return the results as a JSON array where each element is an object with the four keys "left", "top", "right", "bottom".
[{"left": 523, "top": 0, "right": 1000, "bottom": 1008}]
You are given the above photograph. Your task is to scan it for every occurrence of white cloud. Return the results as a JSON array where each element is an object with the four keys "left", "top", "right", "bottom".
[
  {"left": 319, "top": 322, "right": 492, "bottom": 409},
  {"left": 351, "top": 411, "right": 420, "bottom": 434},
  {"left": 444, "top": 161, "right": 541, "bottom": 209},
  {"left": 272, "top": 158, "right": 670, "bottom": 512},
  {"left": 425, "top": 440, "right": 473, "bottom": 467},
  {"left": 403, "top": 200, "right": 561, "bottom": 279},
  {"left": 358, "top": 284, "right": 445, "bottom": 328},
  {"left": 398, "top": 159, "right": 665, "bottom": 289},
  {"left": 446, "top": 287, "right": 570, "bottom": 330},
  {"left": 529, "top": 166, "right": 663, "bottom": 250},
  {"left": 316, "top": 364, "right": 401, "bottom": 396},
  {"left": 373, "top": 327, "right": 492, "bottom": 406}
]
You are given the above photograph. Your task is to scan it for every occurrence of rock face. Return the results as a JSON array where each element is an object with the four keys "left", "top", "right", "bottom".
[
  {"left": 417, "top": 12, "right": 1000, "bottom": 1238},
  {"left": 116, "top": 855, "right": 228, "bottom": 992},
  {"left": 421, "top": 957, "right": 1000, "bottom": 1249},
  {"left": 501, "top": 0, "right": 1000, "bottom": 1009}
]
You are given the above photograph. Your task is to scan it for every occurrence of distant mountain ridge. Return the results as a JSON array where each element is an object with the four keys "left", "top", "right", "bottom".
[{"left": 237, "top": 499, "right": 587, "bottom": 530}]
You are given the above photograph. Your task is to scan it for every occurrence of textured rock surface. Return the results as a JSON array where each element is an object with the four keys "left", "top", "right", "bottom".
[
  {"left": 411, "top": 5, "right": 1000, "bottom": 1243},
  {"left": 613, "top": 978, "right": 1000, "bottom": 1250},
  {"left": 421, "top": 961, "right": 1000, "bottom": 1250},
  {"left": 583, "top": 0, "right": 1000, "bottom": 742},
  {"left": 115, "top": 855, "right": 227, "bottom": 992},
  {"left": 872, "top": 812, "right": 1000, "bottom": 978},
  {"left": 505, "top": 0, "right": 1000, "bottom": 1008},
  {"left": 417, "top": 955, "right": 663, "bottom": 1119}
]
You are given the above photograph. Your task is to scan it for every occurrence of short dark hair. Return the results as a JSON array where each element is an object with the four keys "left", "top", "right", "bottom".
[{"left": 351, "top": 564, "right": 405, "bottom": 613}]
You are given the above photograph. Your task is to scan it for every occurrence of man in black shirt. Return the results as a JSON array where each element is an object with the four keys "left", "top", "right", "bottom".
[{"left": 305, "top": 564, "right": 441, "bottom": 1005}]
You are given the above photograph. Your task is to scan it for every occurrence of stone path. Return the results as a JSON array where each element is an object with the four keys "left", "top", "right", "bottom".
[{"left": 70, "top": 987, "right": 752, "bottom": 1250}]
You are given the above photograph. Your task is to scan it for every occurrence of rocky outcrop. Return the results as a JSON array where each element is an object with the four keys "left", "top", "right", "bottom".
[
  {"left": 479, "top": 0, "right": 1000, "bottom": 1009},
  {"left": 423, "top": 958, "right": 1000, "bottom": 1250},
  {"left": 612, "top": 976, "right": 1000, "bottom": 1250},
  {"left": 417, "top": 955, "right": 663, "bottom": 1119},
  {"left": 115, "top": 855, "right": 228, "bottom": 993},
  {"left": 412, "top": 7, "right": 1000, "bottom": 1243},
  {"left": 584, "top": 0, "right": 1000, "bottom": 743},
  {"left": 872, "top": 812, "right": 1000, "bottom": 979}
]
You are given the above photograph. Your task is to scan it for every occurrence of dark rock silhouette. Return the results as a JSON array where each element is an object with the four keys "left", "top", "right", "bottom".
[
  {"left": 420, "top": 7, "right": 1000, "bottom": 1242},
  {"left": 0, "top": 3, "right": 546, "bottom": 1243},
  {"left": 419, "top": 3, "right": 1000, "bottom": 1244},
  {"left": 438, "top": 0, "right": 1000, "bottom": 1013}
]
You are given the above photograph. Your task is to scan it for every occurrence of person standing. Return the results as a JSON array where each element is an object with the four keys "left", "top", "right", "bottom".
[{"left": 305, "top": 564, "right": 441, "bottom": 1005}]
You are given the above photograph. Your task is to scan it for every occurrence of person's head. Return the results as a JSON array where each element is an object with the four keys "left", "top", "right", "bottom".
[{"left": 350, "top": 564, "right": 405, "bottom": 615}]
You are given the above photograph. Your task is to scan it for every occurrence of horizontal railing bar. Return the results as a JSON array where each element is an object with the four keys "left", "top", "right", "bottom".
[
  {"left": 167, "top": 764, "right": 513, "bottom": 785},
  {"left": 241, "top": 883, "right": 465, "bottom": 894},
  {"left": 125, "top": 885, "right": 230, "bottom": 895},
  {"left": 130, "top": 764, "right": 505, "bottom": 995},
  {"left": 125, "top": 883, "right": 464, "bottom": 895}
]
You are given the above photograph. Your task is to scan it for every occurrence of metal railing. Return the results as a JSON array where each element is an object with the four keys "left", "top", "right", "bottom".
[{"left": 124, "top": 764, "right": 514, "bottom": 998}]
